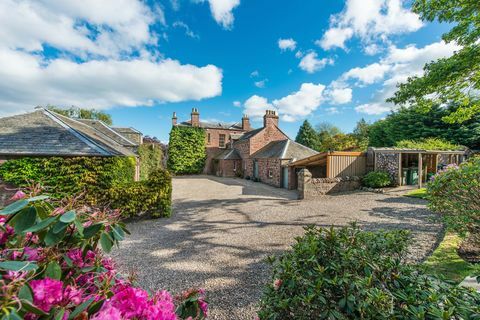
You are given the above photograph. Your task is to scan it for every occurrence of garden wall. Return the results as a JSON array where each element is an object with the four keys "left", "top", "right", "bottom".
[
  {"left": 297, "top": 169, "right": 361, "bottom": 199},
  {"left": 374, "top": 152, "right": 400, "bottom": 186}
]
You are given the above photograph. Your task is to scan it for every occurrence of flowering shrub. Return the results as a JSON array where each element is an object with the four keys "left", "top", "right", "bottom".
[
  {"left": 362, "top": 171, "right": 392, "bottom": 188},
  {"left": 427, "top": 157, "right": 480, "bottom": 236},
  {"left": 0, "top": 192, "right": 207, "bottom": 319},
  {"left": 258, "top": 224, "right": 480, "bottom": 319}
]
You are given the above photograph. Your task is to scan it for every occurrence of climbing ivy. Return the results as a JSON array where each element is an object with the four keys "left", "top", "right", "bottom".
[{"left": 167, "top": 126, "right": 206, "bottom": 174}]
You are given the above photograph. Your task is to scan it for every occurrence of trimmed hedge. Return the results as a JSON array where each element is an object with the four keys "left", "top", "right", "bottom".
[
  {"left": 362, "top": 171, "right": 392, "bottom": 188},
  {"left": 0, "top": 157, "right": 172, "bottom": 218},
  {"left": 138, "top": 143, "right": 163, "bottom": 180},
  {"left": 168, "top": 126, "right": 206, "bottom": 174},
  {"left": 258, "top": 224, "right": 480, "bottom": 319}
]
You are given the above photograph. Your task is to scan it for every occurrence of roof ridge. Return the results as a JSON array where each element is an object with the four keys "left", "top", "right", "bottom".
[{"left": 42, "top": 109, "right": 111, "bottom": 156}]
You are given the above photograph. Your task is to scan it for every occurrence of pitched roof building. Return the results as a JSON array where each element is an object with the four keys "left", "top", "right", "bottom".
[
  {"left": 0, "top": 108, "right": 139, "bottom": 159},
  {"left": 172, "top": 108, "right": 317, "bottom": 189}
]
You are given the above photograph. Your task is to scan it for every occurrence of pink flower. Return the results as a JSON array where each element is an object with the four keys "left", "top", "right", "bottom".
[
  {"left": 52, "top": 207, "right": 65, "bottom": 216},
  {"left": 10, "top": 190, "right": 26, "bottom": 201},
  {"left": 30, "top": 278, "right": 64, "bottom": 312},
  {"left": 0, "top": 224, "right": 14, "bottom": 245},
  {"left": 66, "top": 248, "right": 96, "bottom": 268},
  {"left": 24, "top": 247, "right": 40, "bottom": 261},
  {"left": 91, "top": 303, "right": 122, "bottom": 320},
  {"left": 199, "top": 299, "right": 208, "bottom": 317},
  {"left": 109, "top": 286, "right": 150, "bottom": 318},
  {"left": 273, "top": 279, "right": 282, "bottom": 290}
]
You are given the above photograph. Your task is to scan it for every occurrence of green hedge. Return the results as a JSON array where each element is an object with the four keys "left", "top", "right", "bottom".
[
  {"left": 0, "top": 157, "right": 172, "bottom": 218},
  {"left": 259, "top": 224, "right": 480, "bottom": 319},
  {"left": 362, "top": 171, "right": 392, "bottom": 188},
  {"left": 138, "top": 144, "right": 163, "bottom": 180},
  {"left": 167, "top": 126, "right": 206, "bottom": 174}
]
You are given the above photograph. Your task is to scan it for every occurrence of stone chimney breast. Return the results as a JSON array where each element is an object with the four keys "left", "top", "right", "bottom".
[
  {"left": 242, "top": 114, "right": 251, "bottom": 131},
  {"left": 172, "top": 112, "right": 177, "bottom": 126},
  {"left": 191, "top": 108, "right": 200, "bottom": 127},
  {"left": 263, "top": 109, "right": 279, "bottom": 128}
]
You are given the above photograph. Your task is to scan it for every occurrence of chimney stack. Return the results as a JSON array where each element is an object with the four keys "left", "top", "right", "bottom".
[
  {"left": 191, "top": 108, "right": 200, "bottom": 127},
  {"left": 263, "top": 110, "right": 279, "bottom": 128},
  {"left": 242, "top": 114, "right": 251, "bottom": 131},
  {"left": 172, "top": 112, "right": 177, "bottom": 126}
]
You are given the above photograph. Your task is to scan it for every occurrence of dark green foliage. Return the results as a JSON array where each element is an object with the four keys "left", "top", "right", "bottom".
[
  {"left": 368, "top": 105, "right": 480, "bottom": 149},
  {"left": 396, "top": 138, "right": 464, "bottom": 151},
  {"left": 258, "top": 224, "right": 480, "bottom": 320},
  {"left": 105, "top": 168, "right": 172, "bottom": 218},
  {"left": 138, "top": 144, "right": 163, "bottom": 180},
  {"left": 352, "top": 118, "right": 371, "bottom": 151},
  {"left": 168, "top": 126, "right": 206, "bottom": 174},
  {"left": 0, "top": 157, "right": 135, "bottom": 200},
  {"left": 295, "top": 120, "right": 319, "bottom": 150},
  {"left": 47, "top": 106, "right": 113, "bottom": 125},
  {"left": 362, "top": 171, "right": 392, "bottom": 188}
]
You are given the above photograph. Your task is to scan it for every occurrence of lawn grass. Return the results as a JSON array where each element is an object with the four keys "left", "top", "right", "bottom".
[
  {"left": 405, "top": 188, "right": 428, "bottom": 199},
  {"left": 423, "top": 233, "right": 476, "bottom": 283}
]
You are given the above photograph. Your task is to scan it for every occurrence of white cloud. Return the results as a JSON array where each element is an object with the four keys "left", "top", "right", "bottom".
[
  {"left": 326, "top": 107, "right": 340, "bottom": 114},
  {"left": 273, "top": 83, "right": 326, "bottom": 121},
  {"left": 278, "top": 38, "right": 297, "bottom": 51},
  {"left": 243, "top": 95, "right": 274, "bottom": 119},
  {"left": 318, "top": 0, "right": 423, "bottom": 52},
  {"left": 195, "top": 0, "right": 240, "bottom": 29},
  {"left": 298, "top": 52, "right": 334, "bottom": 73},
  {"left": 233, "top": 101, "right": 241, "bottom": 107},
  {"left": 173, "top": 21, "right": 200, "bottom": 39},
  {"left": 0, "top": 49, "right": 223, "bottom": 114},
  {"left": 295, "top": 50, "right": 303, "bottom": 58},
  {"left": 0, "top": 0, "right": 224, "bottom": 115},
  {"left": 327, "top": 87, "right": 353, "bottom": 104},
  {"left": 345, "top": 40, "right": 460, "bottom": 115},
  {"left": 250, "top": 70, "right": 259, "bottom": 77},
  {"left": 254, "top": 79, "right": 268, "bottom": 88}
]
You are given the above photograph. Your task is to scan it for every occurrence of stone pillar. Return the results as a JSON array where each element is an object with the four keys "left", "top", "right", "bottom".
[{"left": 297, "top": 168, "right": 312, "bottom": 200}]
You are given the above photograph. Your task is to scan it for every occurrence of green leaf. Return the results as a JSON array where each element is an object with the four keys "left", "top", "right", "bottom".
[
  {"left": 68, "top": 297, "right": 94, "bottom": 319},
  {"left": 0, "top": 261, "right": 38, "bottom": 272},
  {"left": 44, "top": 228, "right": 65, "bottom": 246},
  {"left": 18, "top": 284, "right": 33, "bottom": 302},
  {"left": 74, "top": 220, "right": 84, "bottom": 236},
  {"left": 0, "top": 199, "right": 28, "bottom": 215},
  {"left": 11, "top": 206, "right": 37, "bottom": 234},
  {"left": 54, "top": 309, "right": 65, "bottom": 320},
  {"left": 100, "top": 232, "right": 113, "bottom": 253},
  {"left": 112, "top": 226, "right": 125, "bottom": 241},
  {"left": 21, "top": 300, "right": 48, "bottom": 316},
  {"left": 59, "top": 210, "right": 76, "bottom": 223},
  {"left": 23, "top": 216, "right": 57, "bottom": 233},
  {"left": 26, "top": 195, "right": 49, "bottom": 202},
  {"left": 45, "top": 261, "right": 62, "bottom": 280},
  {"left": 83, "top": 223, "right": 103, "bottom": 239},
  {"left": 52, "top": 221, "right": 68, "bottom": 234},
  {"left": 4, "top": 311, "right": 22, "bottom": 320}
]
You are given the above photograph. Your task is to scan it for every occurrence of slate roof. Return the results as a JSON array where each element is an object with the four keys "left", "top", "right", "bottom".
[
  {"left": 77, "top": 119, "right": 137, "bottom": 147},
  {"left": 112, "top": 127, "right": 142, "bottom": 135},
  {"left": 177, "top": 120, "right": 244, "bottom": 130},
  {"left": 213, "top": 148, "right": 241, "bottom": 160},
  {"left": 237, "top": 127, "right": 263, "bottom": 141},
  {"left": 251, "top": 139, "right": 318, "bottom": 161},
  {"left": 0, "top": 109, "right": 136, "bottom": 157}
]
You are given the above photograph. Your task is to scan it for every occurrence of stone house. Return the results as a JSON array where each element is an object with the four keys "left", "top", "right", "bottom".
[
  {"left": 172, "top": 109, "right": 317, "bottom": 188},
  {"left": 0, "top": 108, "right": 143, "bottom": 180}
]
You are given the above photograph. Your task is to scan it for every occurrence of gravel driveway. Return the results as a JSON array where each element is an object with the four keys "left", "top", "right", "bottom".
[{"left": 111, "top": 176, "right": 442, "bottom": 320}]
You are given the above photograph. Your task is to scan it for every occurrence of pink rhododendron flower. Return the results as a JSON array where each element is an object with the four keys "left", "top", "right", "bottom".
[
  {"left": 24, "top": 247, "right": 40, "bottom": 261},
  {"left": 66, "top": 248, "right": 96, "bottom": 268},
  {"left": 91, "top": 303, "right": 122, "bottom": 320},
  {"left": 109, "top": 286, "right": 150, "bottom": 318},
  {"left": 0, "top": 224, "right": 14, "bottom": 245},
  {"left": 10, "top": 190, "right": 26, "bottom": 201},
  {"left": 30, "top": 278, "right": 64, "bottom": 312}
]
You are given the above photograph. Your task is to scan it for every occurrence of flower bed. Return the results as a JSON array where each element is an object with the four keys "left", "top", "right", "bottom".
[{"left": 0, "top": 191, "right": 206, "bottom": 319}]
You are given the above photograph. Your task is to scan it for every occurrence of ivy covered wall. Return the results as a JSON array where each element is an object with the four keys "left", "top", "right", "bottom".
[
  {"left": 167, "top": 126, "right": 206, "bottom": 174},
  {"left": 138, "top": 144, "right": 163, "bottom": 180}
]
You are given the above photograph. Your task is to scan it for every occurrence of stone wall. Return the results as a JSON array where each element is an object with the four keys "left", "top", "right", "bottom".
[
  {"left": 255, "top": 158, "right": 282, "bottom": 187},
  {"left": 374, "top": 152, "right": 400, "bottom": 186},
  {"left": 215, "top": 159, "right": 241, "bottom": 177},
  {"left": 297, "top": 169, "right": 361, "bottom": 199}
]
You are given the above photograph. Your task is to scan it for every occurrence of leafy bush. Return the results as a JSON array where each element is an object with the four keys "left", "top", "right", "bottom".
[
  {"left": 258, "top": 224, "right": 480, "bottom": 320},
  {"left": 138, "top": 144, "right": 163, "bottom": 180},
  {"left": 168, "top": 126, "right": 206, "bottom": 174},
  {"left": 106, "top": 169, "right": 172, "bottom": 218},
  {"left": 0, "top": 157, "right": 136, "bottom": 200},
  {"left": 0, "top": 192, "right": 207, "bottom": 319},
  {"left": 427, "top": 157, "right": 480, "bottom": 237},
  {"left": 362, "top": 171, "right": 392, "bottom": 188},
  {"left": 395, "top": 137, "right": 464, "bottom": 151}
]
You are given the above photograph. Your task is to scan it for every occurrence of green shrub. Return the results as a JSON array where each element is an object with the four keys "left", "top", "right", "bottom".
[
  {"left": 167, "top": 126, "right": 206, "bottom": 174},
  {"left": 427, "top": 157, "right": 480, "bottom": 237},
  {"left": 395, "top": 137, "right": 464, "bottom": 151},
  {"left": 258, "top": 224, "right": 480, "bottom": 320},
  {"left": 138, "top": 143, "right": 163, "bottom": 180},
  {"left": 106, "top": 168, "right": 172, "bottom": 218},
  {"left": 0, "top": 157, "right": 135, "bottom": 199},
  {"left": 362, "top": 171, "right": 392, "bottom": 188}
]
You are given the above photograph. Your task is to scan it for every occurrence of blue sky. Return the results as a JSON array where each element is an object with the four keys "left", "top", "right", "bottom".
[{"left": 0, "top": 0, "right": 458, "bottom": 142}]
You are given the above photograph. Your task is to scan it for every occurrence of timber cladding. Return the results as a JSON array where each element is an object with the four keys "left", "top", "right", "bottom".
[{"left": 327, "top": 153, "right": 366, "bottom": 178}]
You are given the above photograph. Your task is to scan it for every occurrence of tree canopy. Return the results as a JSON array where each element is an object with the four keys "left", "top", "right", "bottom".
[
  {"left": 388, "top": 0, "right": 480, "bottom": 124},
  {"left": 47, "top": 106, "right": 113, "bottom": 125},
  {"left": 295, "top": 120, "right": 318, "bottom": 150}
]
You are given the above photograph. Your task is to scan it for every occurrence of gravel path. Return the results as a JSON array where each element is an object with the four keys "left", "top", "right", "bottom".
[{"left": 111, "top": 176, "right": 442, "bottom": 320}]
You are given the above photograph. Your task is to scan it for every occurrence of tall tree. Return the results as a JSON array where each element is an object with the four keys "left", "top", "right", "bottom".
[
  {"left": 295, "top": 120, "right": 319, "bottom": 150},
  {"left": 47, "top": 106, "right": 113, "bottom": 125},
  {"left": 352, "top": 118, "right": 371, "bottom": 151},
  {"left": 389, "top": 0, "right": 480, "bottom": 124},
  {"left": 316, "top": 122, "right": 357, "bottom": 152}
]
